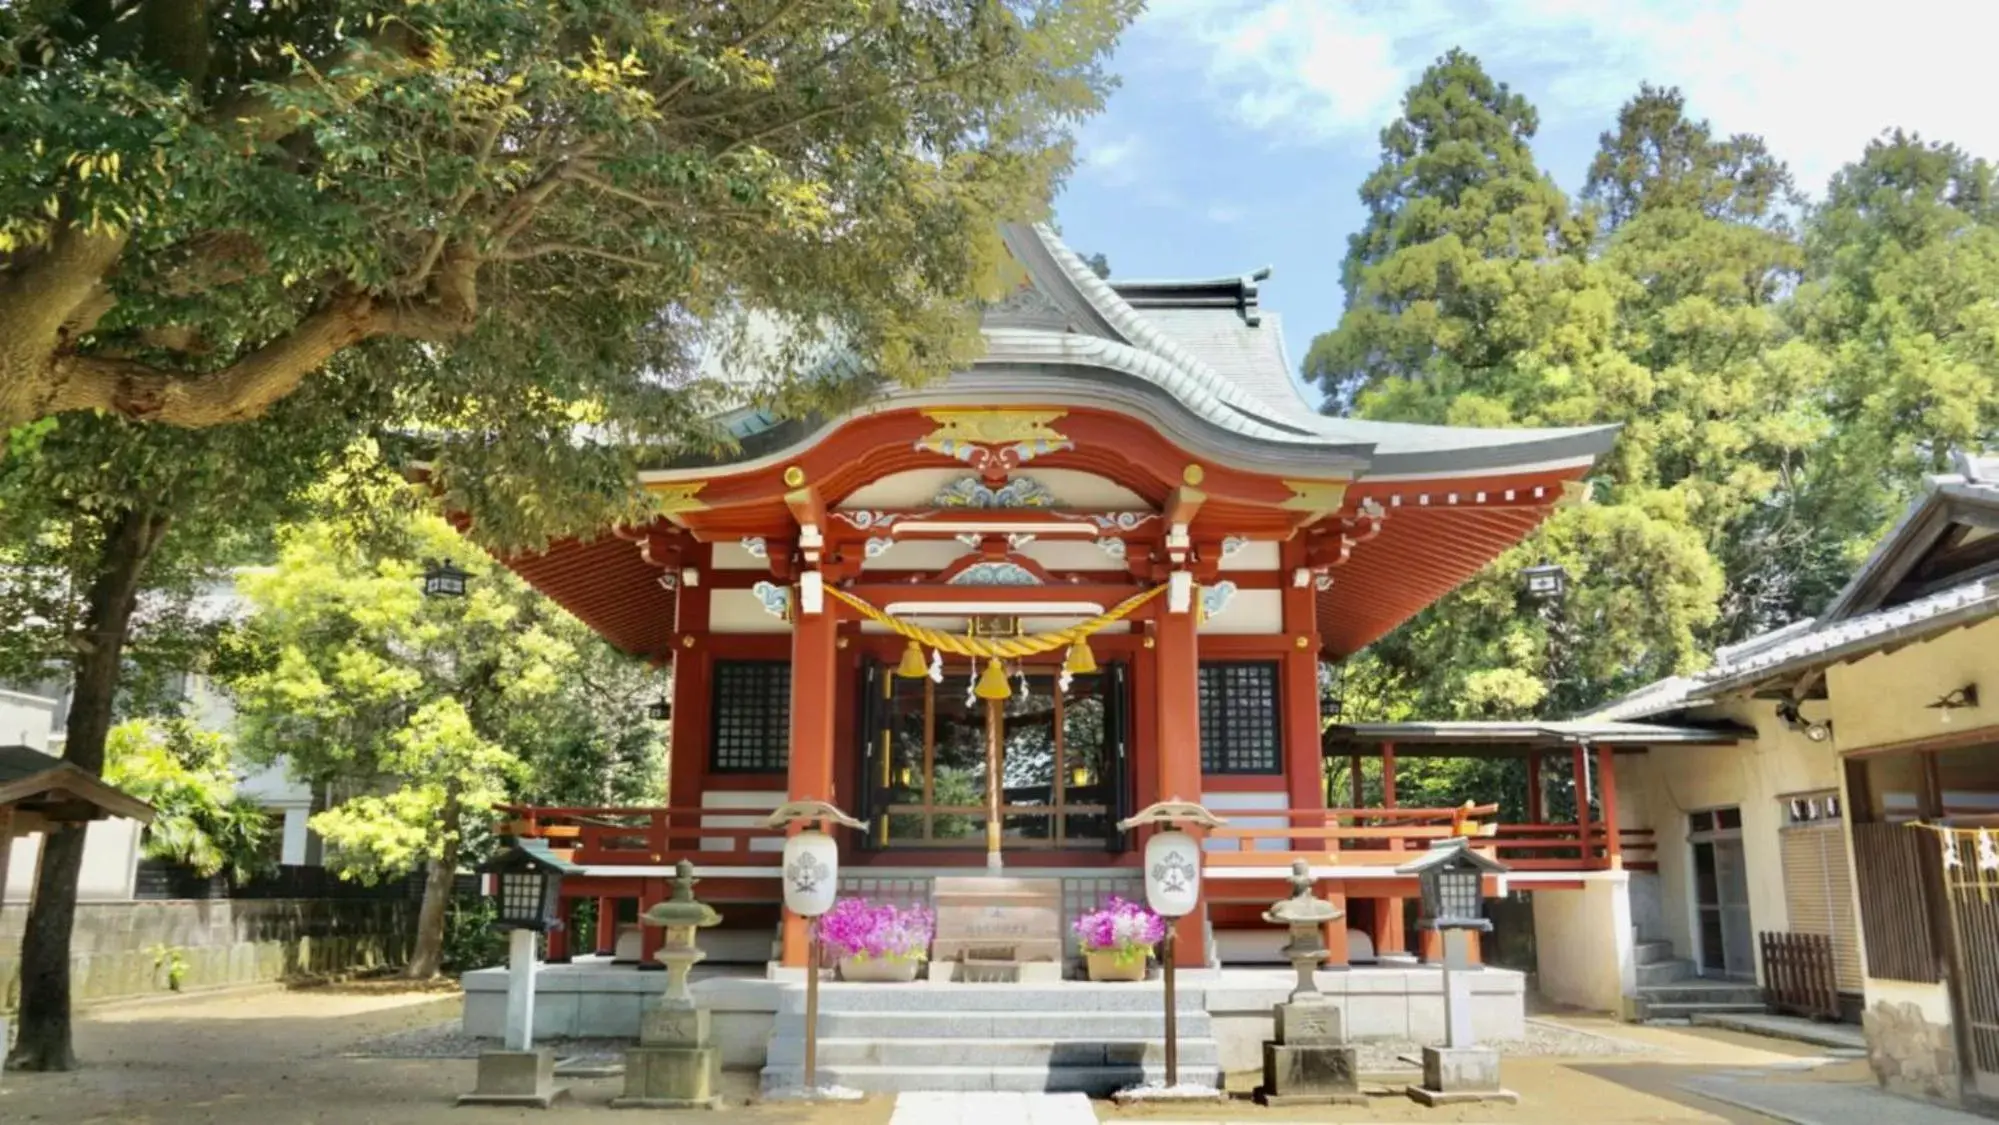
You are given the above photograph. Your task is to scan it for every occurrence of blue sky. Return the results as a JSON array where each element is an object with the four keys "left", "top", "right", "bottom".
[{"left": 1052, "top": 0, "right": 1999, "bottom": 407}]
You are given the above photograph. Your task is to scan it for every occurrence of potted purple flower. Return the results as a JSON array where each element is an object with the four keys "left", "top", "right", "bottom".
[
  {"left": 1073, "top": 896, "right": 1166, "bottom": 981},
  {"left": 815, "top": 898, "right": 935, "bottom": 982}
]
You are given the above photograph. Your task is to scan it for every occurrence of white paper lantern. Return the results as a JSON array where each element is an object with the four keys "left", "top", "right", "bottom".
[
  {"left": 781, "top": 829, "right": 840, "bottom": 917},
  {"left": 1143, "top": 828, "right": 1202, "bottom": 918}
]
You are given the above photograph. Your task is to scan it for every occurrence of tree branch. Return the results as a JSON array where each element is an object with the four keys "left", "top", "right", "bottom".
[{"left": 493, "top": 243, "right": 666, "bottom": 270}]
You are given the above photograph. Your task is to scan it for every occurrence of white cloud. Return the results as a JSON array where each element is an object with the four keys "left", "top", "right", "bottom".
[
  {"left": 1078, "top": 131, "right": 1146, "bottom": 186},
  {"left": 1206, "top": 203, "right": 1246, "bottom": 224},
  {"left": 1137, "top": 0, "right": 1999, "bottom": 194}
]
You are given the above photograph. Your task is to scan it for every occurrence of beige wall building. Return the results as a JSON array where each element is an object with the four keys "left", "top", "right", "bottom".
[{"left": 1595, "top": 451, "right": 1999, "bottom": 1111}]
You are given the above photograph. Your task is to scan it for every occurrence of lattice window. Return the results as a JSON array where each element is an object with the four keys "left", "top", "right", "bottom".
[
  {"left": 1197, "top": 661, "right": 1281, "bottom": 774},
  {"left": 709, "top": 661, "right": 790, "bottom": 773}
]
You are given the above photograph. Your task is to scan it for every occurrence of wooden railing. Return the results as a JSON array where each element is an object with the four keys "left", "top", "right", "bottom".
[
  {"left": 1761, "top": 931, "right": 1839, "bottom": 1020},
  {"left": 494, "top": 804, "right": 785, "bottom": 867},
  {"left": 1204, "top": 806, "right": 1654, "bottom": 873}
]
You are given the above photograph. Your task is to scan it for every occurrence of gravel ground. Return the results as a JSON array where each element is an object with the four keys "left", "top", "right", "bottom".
[{"left": 344, "top": 1020, "right": 628, "bottom": 1065}]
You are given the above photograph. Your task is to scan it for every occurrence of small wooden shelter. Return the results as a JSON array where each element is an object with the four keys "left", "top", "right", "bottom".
[{"left": 0, "top": 745, "right": 155, "bottom": 905}]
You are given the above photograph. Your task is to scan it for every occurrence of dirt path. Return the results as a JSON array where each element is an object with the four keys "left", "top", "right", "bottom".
[{"left": 0, "top": 987, "right": 1862, "bottom": 1124}]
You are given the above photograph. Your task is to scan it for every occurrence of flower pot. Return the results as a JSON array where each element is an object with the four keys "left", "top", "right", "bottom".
[
  {"left": 1085, "top": 949, "right": 1148, "bottom": 982},
  {"left": 837, "top": 954, "right": 922, "bottom": 982}
]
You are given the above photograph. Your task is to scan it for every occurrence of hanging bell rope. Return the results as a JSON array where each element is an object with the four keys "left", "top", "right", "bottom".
[{"left": 828, "top": 583, "right": 1168, "bottom": 660}]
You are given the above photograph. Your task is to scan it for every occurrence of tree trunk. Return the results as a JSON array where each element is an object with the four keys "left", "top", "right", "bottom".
[
  {"left": 404, "top": 834, "right": 461, "bottom": 979},
  {"left": 7, "top": 507, "right": 169, "bottom": 1072}
]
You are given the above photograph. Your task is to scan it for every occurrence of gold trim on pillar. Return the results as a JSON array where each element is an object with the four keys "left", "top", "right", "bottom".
[{"left": 1280, "top": 479, "right": 1350, "bottom": 519}]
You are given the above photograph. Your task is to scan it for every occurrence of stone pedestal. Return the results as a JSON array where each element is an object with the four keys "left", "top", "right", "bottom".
[
  {"left": 1254, "top": 1000, "right": 1365, "bottom": 1107},
  {"left": 456, "top": 1049, "right": 568, "bottom": 1108},
  {"left": 1405, "top": 1046, "right": 1518, "bottom": 1106},
  {"left": 613, "top": 1000, "right": 722, "bottom": 1109},
  {"left": 931, "top": 877, "right": 1064, "bottom": 968}
]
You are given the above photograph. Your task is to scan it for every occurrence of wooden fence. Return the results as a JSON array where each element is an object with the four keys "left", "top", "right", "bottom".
[
  {"left": 1850, "top": 820, "right": 1943, "bottom": 983},
  {"left": 1760, "top": 930, "right": 1840, "bottom": 1020}
]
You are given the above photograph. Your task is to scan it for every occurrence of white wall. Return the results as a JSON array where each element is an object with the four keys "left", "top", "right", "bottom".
[
  {"left": 4, "top": 819, "right": 143, "bottom": 903},
  {"left": 1532, "top": 875, "right": 1635, "bottom": 1013},
  {"left": 0, "top": 689, "right": 59, "bottom": 751},
  {"left": 1627, "top": 698, "right": 1840, "bottom": 976}
]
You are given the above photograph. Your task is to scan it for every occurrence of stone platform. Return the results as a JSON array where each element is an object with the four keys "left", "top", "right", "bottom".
[{"left": 461, "top": 958, "right": 1528, "bottom": 1090}]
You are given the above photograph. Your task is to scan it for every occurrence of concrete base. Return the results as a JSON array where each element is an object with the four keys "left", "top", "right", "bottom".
[
  {"left": 1405, "top": 1084, "right": 1520, "bottom": 1106},
  {"left": 1258, "top": 1090, "right": 1372, "bottom": 1107},
  {"left": 616, "top": 1045, "right": 721, "bottom": 1109},
  {"left": 1405, "top": 1045, "right": 1516, "bottom": 1106},
  {"left": 456, "top": 1050, "right": 569, "bottom": 1109}
]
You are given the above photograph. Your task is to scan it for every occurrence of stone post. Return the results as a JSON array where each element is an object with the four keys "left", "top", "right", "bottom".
[{"left": 613, "top": 860, "right": 723, "bottom": 1110}]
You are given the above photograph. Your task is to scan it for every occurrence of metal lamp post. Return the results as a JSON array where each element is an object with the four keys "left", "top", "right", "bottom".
[
  {"left": 1118, "top": 799, "right": 1225, "bottom": 1091},
  {"left": 765, "top": 799, "right": 867, "bottom": 1099}
]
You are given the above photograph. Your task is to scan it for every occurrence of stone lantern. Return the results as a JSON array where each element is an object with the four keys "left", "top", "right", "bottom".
[
  {"left": 1254, "top": 860, "right": 1363, "bottom": 1107},
  {"left": 615, "top": 860, "right": 725, "bottom": 1109}
]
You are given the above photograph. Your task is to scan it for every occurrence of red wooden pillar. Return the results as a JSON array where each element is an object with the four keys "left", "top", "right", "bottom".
[
  {"left": 1155, "top": 601, "right": 1206, "bottom": 968},
  {"left": 1280, "top": 539, "right": 1325, "bottom": 851},
  {"left": 1320, "top": 883, "right": 1349, "bottom": 968},
  {"left": 1595, "top": 743, "right": 1621, "bottom": 870},
  {"left": 666, "top": 545, "right": 711, "bottom": 810},
  {"left": 1573, "top": 744, "right": 1593, "bottom": 867},
  {"left": 780, "top": 598, "right": 841, "bottom": 968},
  {"left": 1373, "top": 742, "right": 1407, "bottom": 957},
  {"left": 638, "top": 877, "right": 667, "bottom": 966},
  {"left": 546, "top": 898, "right": 572, "bottom": 963},
  {"left": 594, "top": 895, "right": 618, "bottom": 957},
  {"left": 1526, "top": 751, "right": 1544, "bottom": 824}
]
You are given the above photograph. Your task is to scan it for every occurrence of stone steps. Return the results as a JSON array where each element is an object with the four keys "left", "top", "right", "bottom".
[
  {"left": 760, "top": 982, "right": 1221, "bottom": 1095},
  {"left": 772, "top": 1010, "right": 1214, "bottom": 1039},
  {"left": 759, "top": 1062, "right": 1222, "bottom": 1094},
  {"left": 1637, "top": 1000, "right": 1770, "bottom": 1021},
  {"left": 1634, "top": 940, "right": 1678, "bottom": 966},
  {"left": 766, "top": 1035, "right": 1221, "bottom": 1068},
  {"left": 1637, "top": 959, "right": 1694, "bottom": 987}
]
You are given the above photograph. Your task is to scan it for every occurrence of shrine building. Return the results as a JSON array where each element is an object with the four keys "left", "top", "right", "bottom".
[{"left": 483, "top": 222, "right": 1632, "bottom": 975}]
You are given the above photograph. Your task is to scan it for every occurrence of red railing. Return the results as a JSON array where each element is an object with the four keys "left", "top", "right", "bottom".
[
  {"left": 494, "top": 805, "right": 784, "bottom": 867},
  {"left": 1204, "top": 806, "right": 1654, "bottom": 873}
]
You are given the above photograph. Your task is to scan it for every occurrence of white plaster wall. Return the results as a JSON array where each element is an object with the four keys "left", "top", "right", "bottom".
[
  {"left": 1531, "top": 877, "right": 1635, "bottom": 1014},
  {"left": 862, "top": 540, "right": 969, "bottom": 572},
  {"left": 1200, "top": 789, "right": 1287, "bottom": 853},
  {"left": 1636, "top": 698, "right": 1839, "bottom": 975},
  {"left": 1019, "top": 540, "right": 1125, "bottom": 572},
  {"left": 1197, "top": 589, "right": 1282, "bottom": 635},
  {"left": 5, "top": 819, "right": 143, "bottom": 903},
  {"left": 1217, "top": 542, "right": 1279, "bottom": 571},
  {"left": 0, "top": 690, "right": 58, "bottom": 750},
  {"left": 700, "top": 790, "right": 784, "bottom": 853},
  {"left": 708, "top": 589, "right": 794, "bottom": 634},
  {"left": 710, "top": 542, "right": 769, "bottom": 570}
]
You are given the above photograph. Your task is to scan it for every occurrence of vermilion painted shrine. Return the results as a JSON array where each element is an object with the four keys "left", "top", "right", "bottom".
[{"left": 479, "top": 222, "right": 1637, "bottom": 976}]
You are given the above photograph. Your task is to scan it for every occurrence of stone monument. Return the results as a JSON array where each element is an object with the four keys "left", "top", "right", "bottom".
[
  {"left": 929, "top": 876, "right": 1064, "bottom": 982},
  {"left": 1255, "top": 860, "right": 1365, "bottom": 1107},
  {"left": 613, "top": 861, "right": 724, "bottom": 1110}
]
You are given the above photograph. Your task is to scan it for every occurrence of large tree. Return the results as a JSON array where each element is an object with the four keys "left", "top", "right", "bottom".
[
  {"left": 1305, "top": 53, "right": 1722, "bottom": 725},
  {"left": 1584, "top": 86, "right": 1837, "bottom": 641},
  {"left": 224, "top": 510, "right": 667, "bottom": 979},
  {"left": 1793, "top": 131, "right": 1999, "bottom": 555},
  {"left": 0, "top": 0, "right": 1136, "bottom": 542},
  {"left": 0, "top": 400, "right": 353, "bottom": 1071}
]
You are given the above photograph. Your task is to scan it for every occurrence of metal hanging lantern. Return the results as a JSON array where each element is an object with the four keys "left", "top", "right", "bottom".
[
  {"left": 646, "top": 696, "right": 673, "bottom": 722},
  {"left": 1519, "top": 560, "right": 1567, "bottom": 604},
  {"left": 1396, "top": 838, "right": 1509, "bottom": 932},
  {"left": 423, "top": 557, "right": 471, "bottom": 599},
  {"left": 480, "top": 840, "right": 579, "bottom": 932}
]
